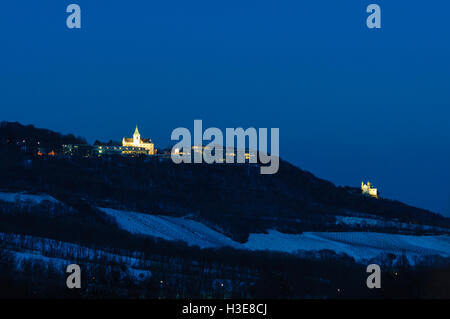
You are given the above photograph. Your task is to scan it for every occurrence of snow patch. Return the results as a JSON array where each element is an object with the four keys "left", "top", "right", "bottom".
[
  {"left": 336, "top": 215, "right": 448, "bottom": 232},
  {"left": 98, "top": 207, "right": 239, "bottom": 249},
  {"left": 0, "top": 191, "right": 59, "bottom": 205},
  {"left": 244, "top": 230, "right": 450, "bottom": 263}
]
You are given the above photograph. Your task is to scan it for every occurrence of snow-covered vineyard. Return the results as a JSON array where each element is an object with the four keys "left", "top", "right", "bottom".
[
  {"left": 1, "top": 191, "right": 450, "bottom": 267},
  {"left": 0, "top": 232, "right": 152, "bottom": 282},
  {"left": 98, "top": 207, "right": 450, "bottom": 264}
]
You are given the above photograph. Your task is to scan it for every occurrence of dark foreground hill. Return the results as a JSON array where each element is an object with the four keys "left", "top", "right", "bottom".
[{"left": 1, "top": 121, "right": 449, "bottom": 242}]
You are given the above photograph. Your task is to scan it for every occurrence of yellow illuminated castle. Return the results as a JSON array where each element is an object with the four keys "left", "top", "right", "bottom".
[
  {"left": 122, "top": 126, "right": 156, "bottom": 155},
  {"left": 361, "top": 181, "right": 378, "bottom": 198}
]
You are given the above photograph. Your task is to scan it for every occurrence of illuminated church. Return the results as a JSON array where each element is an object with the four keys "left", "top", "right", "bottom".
[
  {"left": 122, "top": 126, "right": 156, "bottom": 155},
  {"left": 361, "top": 181, "right": 378, "bottom": 198}
]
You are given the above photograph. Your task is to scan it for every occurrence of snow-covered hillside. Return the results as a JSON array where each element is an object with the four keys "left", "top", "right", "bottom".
[
  {"left": 2, "top": 192, "right": 449, "bottom": 264},
  {"left": 98, "top": 207, "right": 240, "bottom": 249},
  {"left": 98, "top": 207, "right": 450, "bottom": 263},
  {"left": 244, "top": 230, "right": 450, "bottom": 263},
  {"left": 335, "top": 215, "right": 449, "bottom": 233},
  {"left": 0, "top": 232, "right": 152, "bottom": 281},
  {"left": 0, "top": 191, "right": 59, "bottom": 205}
]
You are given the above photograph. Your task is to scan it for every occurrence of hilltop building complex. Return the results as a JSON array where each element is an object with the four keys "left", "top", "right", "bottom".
[{"left": 63, "top": 126, "right": 157, "bottom": 157}]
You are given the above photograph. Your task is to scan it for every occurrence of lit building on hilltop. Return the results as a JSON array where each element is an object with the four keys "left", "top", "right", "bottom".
[
  {"left": 63, "top": 125, "right": 157, "bottom": 157},
  {"left": 171, "top": 145, "right": 256, "bottom": 163},
  {"left": 122, "top": 126, "right": 156, "bottom": 155},
  {"left": 361, "top": 181, "right": 378, "bottom": 198}
]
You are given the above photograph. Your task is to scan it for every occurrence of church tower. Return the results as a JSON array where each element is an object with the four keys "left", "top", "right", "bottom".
[{"left": 133, "top": 125, "right": 141, "bottom": 146}]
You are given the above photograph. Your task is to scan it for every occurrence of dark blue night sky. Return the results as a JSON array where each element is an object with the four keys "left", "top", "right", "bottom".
[{"left": 0, "top": 1, "right": 449, "bottom": 215}]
